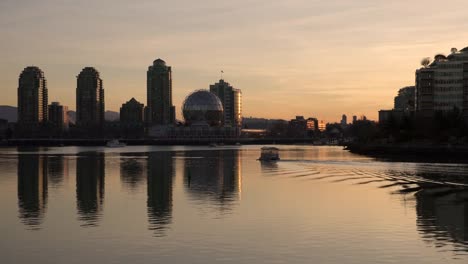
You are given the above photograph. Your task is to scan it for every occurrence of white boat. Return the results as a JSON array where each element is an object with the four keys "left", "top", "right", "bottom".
[
  {"left": 258, "top": 147, "right": 280, "bottom": 161},
  {"left": 106, "top": 139, "right": 126, "bottom": 148}
]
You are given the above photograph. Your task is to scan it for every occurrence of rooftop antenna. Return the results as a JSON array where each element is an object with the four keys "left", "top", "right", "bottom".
[{"left": 220, "top": 70, "right": 224, "bottom": 80}]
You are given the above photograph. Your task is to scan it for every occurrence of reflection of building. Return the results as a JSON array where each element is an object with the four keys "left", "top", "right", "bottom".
[
  {"left": 209, "top": 79, "right": 242, "bottom": 127},
  {"left": 147, "top": 152, "right": 174, "bottom": 235},
  {"left": 184, "top": 150, "right": 241, "bottom": 209},
  {"left": 120, "top": 154, "right": 145, "bottom": 192},
  {"left": 48, "top": 102, "right": 69, "bottom": 131},
  {"left": 147, "top": 59, "right": 175, "bottom": 125},
  {"left": 47, "top": 155, "right": 68, "bottom": 187},
  {"left": 415, "top": 189, "right": 468, "bottom": 251},
  {"left": 17, "top": 154, "right": 48, "bottom": 228},
  {"left": 76, "top": 153, "right": 105, "bottom": 227},
  {"left": 17, "top": 66, "right": 48, "bottom": 128},
  {"left": 76, "top": 67, "right": 104, "bottom": 128}
]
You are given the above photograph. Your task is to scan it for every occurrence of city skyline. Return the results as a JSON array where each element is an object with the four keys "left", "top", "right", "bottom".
[{"left": 2, "top": 1, "right": 468, "bottom": 122}]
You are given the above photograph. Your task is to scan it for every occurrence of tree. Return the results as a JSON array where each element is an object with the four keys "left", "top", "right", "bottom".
[{"left": 421, "top": 57, "right": 431, "bottom": 68}]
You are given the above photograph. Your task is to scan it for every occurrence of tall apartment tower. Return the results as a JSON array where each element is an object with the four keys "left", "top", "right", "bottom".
[
  {"left": 17, "top": 66, "right": 48, "bottom": 126},
  {"left": 415, "top": 47, "right": 468, "bottom": 122},
  {"left": 209, "top": 79, "right": 242, "bottom": 127},
  {"left": 76, "top": 67, "right": 104, "bottom": 127},
  {"left": 147, "top": 59, "right": 175, "bottom": 125}
]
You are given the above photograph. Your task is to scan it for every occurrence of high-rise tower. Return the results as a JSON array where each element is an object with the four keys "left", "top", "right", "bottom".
[
  {"left": 76, "top": 67, "right": 104, "bottom": 127},
  {"left": 147, "top": 59, "right": 175, "bottom": 125},
  {"left": 17, "top": 66, "right": 48, "bottom": 126},
  {"left": 209, "top": 79, "right": 242, "bottom": 127}
]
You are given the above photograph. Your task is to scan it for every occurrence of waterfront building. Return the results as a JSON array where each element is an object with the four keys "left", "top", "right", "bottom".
[
  {"left": 120, "top": 98, "right": 144, "bottom": 125},
  {"left": 209, "top": 79, "right": 242, "bottom": 127},
  {"left": 318, "top": 120, "right": 326, "bottom": 131},
  {"left": 148, "top": 90, "right": 237, "bottom": 138},
  {"left": 48, "top": 102, "right": 69, "bottom": 131},
  {"left": 17, "top": 66, "right": 48, "bottom": 127},
  {"left": 394, "top": 86, "right": 415, "bottom": 111},
  {"left": 378, "top": 109, "right": 404, "bottom": 124},
  {"left": 307, "top": 117, "right": 319, "bottom": 132},
  {"left": 147, "top": 59, "right": 175, "bottom": 125},
  {"left": 288, "top": 116, "right": 307, "bottom": 137},
  {"left": 76, "top": 67, "right": 104, "bottom": 127},
  {"left": 415, "top": 47, "right": 468, "bottom": 121}
]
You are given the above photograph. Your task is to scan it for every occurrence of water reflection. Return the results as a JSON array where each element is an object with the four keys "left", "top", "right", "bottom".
[
  {"left": 412, "top": 167, "right": 468, "bottom": 253},
  {"left": 76, "top": 153, "right": 105, "bottom": 227},
  {"left": 147, "top": 152, "right": 174, "bottom": 236},
  {"left": 17, "top": 154, "right": 48, "bottom": 229},
  {"left": 120, "top": 153, "right": 145, "bottom": 192},
  {"left": 416, "top": 188, "right": 468, "bottom": 253},
  {"left": 47, "top": 155, "right": 68, "bottom": 187},
  {"left": 184, "top": 150, "right": 242, "bottom": 210}
]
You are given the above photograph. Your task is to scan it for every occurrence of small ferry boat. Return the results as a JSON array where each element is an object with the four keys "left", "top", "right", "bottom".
[
  {"left": 258, "top": 147, "right": 280, "bottom": 161},
  {"left": 106, "top": 139, "right": 126, "bottom": 148}
]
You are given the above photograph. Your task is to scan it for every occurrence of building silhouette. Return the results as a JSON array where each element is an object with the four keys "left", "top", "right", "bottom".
[
  {"left": 48, "top": 102, "right": 69, "bottom": 132},
  {"left": 147, "top": 59, "right": 175, "bottom": 125},
  {"left": 76, "top": 153, "right": 105, "bottom": 227},
  {"left": 76, "top": 67, "right": 104, "bottom": 128},
  {"left": 209, "top": 79, "right": 242, "bottom": 127},
  {"left": 394, "top": 86, "right": 415, "bottom": 111},
  {"left": 17, "top": 154, "right": 48, "bottom": 229},
  {"left": 120, "top": 98, "right": 144, "bottom": 125},
  {"left": 340, "top": 114, "right": 347, "bottom": 127},
  {"left": 147, "top": 152, "right": 174, "bottom": 236},
  {"left": 17, "top": 66, "right": 48, "bottom": 127},
  {"left": 416, "top": 47, "right": 468, "bottom": 120}
]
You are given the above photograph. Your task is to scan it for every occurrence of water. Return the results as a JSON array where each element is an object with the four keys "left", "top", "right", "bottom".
[{"left": 0, "top": 145, "right": 467, "bottom": 263}]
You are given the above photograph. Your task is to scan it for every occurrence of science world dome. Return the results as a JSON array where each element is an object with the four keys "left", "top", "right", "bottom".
[{"left": 182, "top": 90, "right": 224, "bottom": 126}]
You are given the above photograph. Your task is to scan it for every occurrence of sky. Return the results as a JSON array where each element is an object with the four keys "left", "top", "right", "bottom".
[{"left": 1, "top": 0, "right": 468, "bottom": 122}]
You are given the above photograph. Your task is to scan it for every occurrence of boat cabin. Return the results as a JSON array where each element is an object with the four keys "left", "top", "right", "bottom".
[{"left": 259, "top": 147, "right": 280, "bottom": 161}]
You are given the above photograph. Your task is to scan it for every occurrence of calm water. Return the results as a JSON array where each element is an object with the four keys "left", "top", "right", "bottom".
[{"left": 1, "top": 145, "right": 468, "bottom": 263}]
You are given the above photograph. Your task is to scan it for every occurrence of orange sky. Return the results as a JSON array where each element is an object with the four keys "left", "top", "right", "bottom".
[{"left": 1, "top": 0, "right": 468, "bottom": 122}]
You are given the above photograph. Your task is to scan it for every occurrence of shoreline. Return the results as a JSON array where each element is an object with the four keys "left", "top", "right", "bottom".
[
  {"left": 0, "top": 138, "right": 326, "bottom": 147},
  {"left": 345, "top": 143, "right": 468, "bottom": 162}
]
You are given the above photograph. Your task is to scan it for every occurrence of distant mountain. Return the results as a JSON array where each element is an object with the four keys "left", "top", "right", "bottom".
[
  {"left": 0, "top": 105, "right": 17, "bottom": 122},
  {"left": 105, "top": 111, "right": 119, "bottom": 121},
  {"left": 0, "top": 106, "right": 119, "bottom": 123},
  {"left": 67, "top": 110, "right": 119, "bottom": 123}
]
